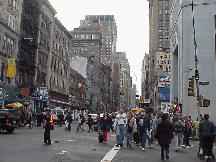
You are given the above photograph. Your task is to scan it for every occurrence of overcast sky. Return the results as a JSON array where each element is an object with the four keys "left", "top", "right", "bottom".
[{"left": 48, "top": 0, "right": 149, "bottom": 96}]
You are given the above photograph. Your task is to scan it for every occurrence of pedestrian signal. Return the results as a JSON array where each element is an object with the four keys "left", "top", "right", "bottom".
[
  {"left": 188, "top": 76, "right": 195, "bottom": 96},
  {"left": 195, "top": 69, "right": 199, "bottom": 80}
]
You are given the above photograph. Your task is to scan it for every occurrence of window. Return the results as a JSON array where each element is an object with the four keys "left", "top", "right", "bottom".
[
  {"left": 165, "top": 1, "right": 169, "bottom": 6},
  {"left": 158, "top": 26, "right": 163, "bottom": 32},
  {"left": 165, "top": 9, "right": 169, "bottom": 15},
  {"left": 159, "top": 1, "right": 163, "bottom": 6},
  {"left": 165, "top": 18, "right": 169, "bottom": 24},
  {"left": 158, "top": 44, "right": 163, "bottom": 51},
  {"left": 165, "top": 26, "right": 169, "bottom": 32},
  {"left": 81, "top": 35, "right": 85, "bottom": 39},
  {"left": 158, "top": 35, "right": 163, "bottom": 41},
  {"left": 158, "top": 9, "right": 163, "bottom": 15},
  {"left": 165, "top": 35, "right": 169, "bottom": 41},
  {"left": 91, "top": 34, "right": 95, "bottom": 39},
  {"left": 74, "top": 42, "right": 78, "bottom": 46},
  {"left": 158, "top": 17, "right": 163, "bottom": 24}
]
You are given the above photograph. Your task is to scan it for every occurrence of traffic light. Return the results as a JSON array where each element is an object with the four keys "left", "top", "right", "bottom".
[
  {"left": 195, "top": 69, "right": 199, "bottom": 80},
  {"left": 188, "top": 76, "right": 195, "bottom": 96},
  {"left": 203, "top": 99, "right": 210, "bottom": 107}
]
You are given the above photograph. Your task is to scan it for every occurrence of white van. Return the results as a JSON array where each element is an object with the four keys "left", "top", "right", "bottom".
[{"left": 51, "top": 107, "right": 66, "bottom": 123}]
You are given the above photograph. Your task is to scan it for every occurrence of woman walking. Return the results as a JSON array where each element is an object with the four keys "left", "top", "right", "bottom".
[
  {"left": 126, "top": 111, "right": 137, "bottom": 148},
  {"left": 154, "top": 113, "right": 175, "bottom": 160},
  {"left": 100, "top": 112, "right": 113, "bottom": 144}
]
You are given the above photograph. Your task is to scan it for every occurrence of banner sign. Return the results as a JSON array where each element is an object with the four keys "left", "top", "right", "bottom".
[
  {"left": 7, "top": 58, "right": 15, "bottom": 77},
  {"left": 158, "top": 88, "right": 170, "bottom": 101},
  {"left": 158, "top": 76, "right": 171, "bottom": 87}
]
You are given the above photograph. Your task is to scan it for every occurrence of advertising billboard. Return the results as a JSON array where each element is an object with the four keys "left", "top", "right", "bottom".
[{"left": 158, "top": 87, "right": 170, "bottom": 101}]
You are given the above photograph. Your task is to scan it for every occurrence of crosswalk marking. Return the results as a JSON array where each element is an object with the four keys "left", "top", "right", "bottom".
[{"left": 100, "top": 146, "right": 121, "bottom": 162}]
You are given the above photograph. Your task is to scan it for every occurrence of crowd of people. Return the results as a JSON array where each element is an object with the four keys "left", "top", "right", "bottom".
[
  {"left": 76, "top": 108, "right": 215, "bottom": 161},
  {"left": 16, "top": 107, "right": 215, "bottom": 161}
]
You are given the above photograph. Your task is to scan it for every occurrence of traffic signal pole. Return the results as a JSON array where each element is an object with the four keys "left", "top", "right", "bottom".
[{"left": 192, "top": 0, "right": 200, "bottom": 121}]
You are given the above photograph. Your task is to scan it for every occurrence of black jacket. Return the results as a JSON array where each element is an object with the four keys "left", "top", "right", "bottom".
[
  {"left": 199, "top": 119, "right": 215, "bottom": 136},
  {"left": 136, "top": 116, "right": 150, "bottom": 132},
  {"left": 100, "top": 117, "right": 113, "bottom": 132}
]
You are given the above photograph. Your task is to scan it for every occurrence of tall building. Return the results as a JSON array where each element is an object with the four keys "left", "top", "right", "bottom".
[
  {"left": 0, "top": 0, "right": 23, "bottom": 108},
  {"left": 141, "top": 53, "right": 150, "bottom": 100},
  {"left": 148, "top": 0, "right": 172, "bottom": 111},
  {"left": 170, "top": 1, "right": 216, "bottom": 121}
]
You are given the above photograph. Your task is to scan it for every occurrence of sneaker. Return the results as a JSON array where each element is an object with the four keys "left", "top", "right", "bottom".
[
  {"left": 120, "top": 144, "right": 123, "bottom": 147},
  {"left": 148, "top": 145, "right": 151, "bottom": 148},
  {"left": 181, "top": 145, "right": 186, "bottom": 148},
  {"left": 116, "top": 144, "right": 119, "bottom": 147},
  {"left": 104, "top": 142, "right": 106, "bottom": 144},
  {"left": 186, "top": 146, "right": 190, "bottom": 148},
  {"left": 205, "top": 155, "right": 209, "bottom": 162},
  {"left": 142, "top": 148, "right": 145, "bottom": 151},
  {"left": 140, "top": 146, "right": 142, "bottom": 149}
]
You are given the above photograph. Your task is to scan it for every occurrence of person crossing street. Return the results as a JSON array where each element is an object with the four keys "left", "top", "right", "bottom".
[{"left": 114, "top": 108, "right": 127, "bottom": 147}]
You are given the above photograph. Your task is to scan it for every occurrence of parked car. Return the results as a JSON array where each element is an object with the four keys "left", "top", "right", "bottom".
[
  {"left": 85, "top": 114, "right": 98, "bottom": 125},
  {"left": 0, "top": 109, "right": 20, "bottom": 133}
]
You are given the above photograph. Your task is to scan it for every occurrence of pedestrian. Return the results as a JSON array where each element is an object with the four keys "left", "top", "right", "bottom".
[
  {"left": 136, "top": 110, "right": 150, "bottom": 151},
  {"left": 100, "top": 112, "right": 113, "bottom": 144},
  {"left": 152, "top": 114, "right": 158, "bottom": 143},
  {"left": 76, "top": 114, "right": 85, "bottom": 132},
  {"left": 172, "top": 111, "right": 184, "bottom": 151},
  {"left": 114, "top": 108, "right": 127, "bottom": 147},
  {"left": 182, "top": 115, "right": 193, "bottom": 148},
  {"left": 25, "top": 110, "right": 32, "bottom": 129},
  {"left": 154, "top": 113, "right": 175, "bottom": 160},
  {"left": 43, "top": 109, "right": 53, "bottom": 145},
  {"left": 126, "top": 111, "right": 137, "bottom": 148},
  {"left": 58, "top": 112, "right": 64, "bottom": 127},
  {"left": 96, "top": 114, "right": 101, "bottom": 131},
  {"left": 36, "top": 111, "right": 42, "bottom": 127},
  {"left": 199, "top": 114, "right": 215, "bottom": 161},
  {"left": 88, "top": 115, "right": 94, "bottom": 132},
  {"left": 65, "top": 111, "right": 72, "bottom": 131}
]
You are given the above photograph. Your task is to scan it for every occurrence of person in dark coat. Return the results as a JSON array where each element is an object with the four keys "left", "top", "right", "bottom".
[
  {"left": 88, "top": 115, "right": 94, "bottom": 132},
  {"left": 100, "top": 112, "right": 113, "bottom": 144},
  {"left": 199, "top": 114, "right": 215, "bottom": 161},
  {"left": 43, "top": 109, "right": 52, "bottom": 145},
  {"left": 58, "top": 112, "right": 64, "bottom": 127},
  {"left": 36, "top": 111, "right": 42, "bottom": 127},
  {"left": 136, "top": 111, "right": 150, "bottom": 151},
  {"left": 154, "top": 113, "right": 175, "bottom": 160}
]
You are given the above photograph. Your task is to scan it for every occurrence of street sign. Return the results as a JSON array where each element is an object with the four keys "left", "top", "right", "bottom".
[{"left": 199, "top": 81, "right": 209, "bottom": 85}]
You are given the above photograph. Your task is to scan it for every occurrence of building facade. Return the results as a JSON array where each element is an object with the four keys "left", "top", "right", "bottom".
[
  {"left": 148, "top": 0, "right": 172, "bottom": 111},
  {"left": 170, "top": 0, "right": 216, "bottom": 122},
  {"left": 0, "top": 0, "right": 23, "bottom": 108}
]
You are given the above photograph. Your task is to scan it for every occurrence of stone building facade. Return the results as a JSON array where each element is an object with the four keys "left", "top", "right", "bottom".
[{"left": 0, "top": 0, "right": 23, "bottom": 108}]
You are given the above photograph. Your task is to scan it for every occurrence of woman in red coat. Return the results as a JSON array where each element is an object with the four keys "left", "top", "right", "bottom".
[{"left": 154, "top": 113, "right": 175, "bottom": 160}]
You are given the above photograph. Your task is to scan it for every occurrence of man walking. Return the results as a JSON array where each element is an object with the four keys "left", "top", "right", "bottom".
[
  {"left": 114, "top": 108, "right": 127, "bottom": 147},
  {"left": 199, "top": 114, "right": 215, "bottom": 161},
  {"left": 172, "top": 111, "right": 184, "bottom": 151},
  {"left": 137, "top": 110, "right": 150, "bottom": 151}
]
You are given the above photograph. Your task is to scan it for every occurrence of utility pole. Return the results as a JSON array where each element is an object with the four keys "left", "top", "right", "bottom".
[{"left": 192, "top": 0, "right": 200, "bottom": 121}]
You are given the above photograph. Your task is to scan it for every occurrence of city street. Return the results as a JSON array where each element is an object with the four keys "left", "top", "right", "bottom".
[{"left": 0, "top": 122, "right": 214, "bottom": 162}]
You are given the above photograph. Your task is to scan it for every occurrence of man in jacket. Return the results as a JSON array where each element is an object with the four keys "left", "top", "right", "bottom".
[
  {"left": 199, "top": 114, "right": 215, "bottom": 161},
  {"left": 154, "top": 113, "right": 175, "bottom": 160},
  {"left": 172, "top": 111, "right": 184, "bottom": 151},
  {"left": 137, "top": 111, "right": 150, "bottom": 151},
  {"left": 114, "top": 108, "right": 127, "bottom": 147},
  {"left": 43, "top": 109, "right": 52, "bottom": 145},
  {"left": 58, "top": 112, "right": 64, "bottom": 127}
]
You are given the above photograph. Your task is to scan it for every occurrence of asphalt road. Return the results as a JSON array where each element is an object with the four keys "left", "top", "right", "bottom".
[{"left": 0, "top": 123, "right": 215, "bottom": 162}]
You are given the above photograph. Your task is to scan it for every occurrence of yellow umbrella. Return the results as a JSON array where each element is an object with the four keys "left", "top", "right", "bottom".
[{"left": 15, "top": 102, "right": 23, "bottom": 107}]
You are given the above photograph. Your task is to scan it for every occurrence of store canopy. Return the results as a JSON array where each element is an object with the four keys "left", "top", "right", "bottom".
[
  {"left": 131, "top": 108, "right": 144, "bottom": 112},
  {"left": 6, "top": 102, "right": 23, "bottom": 108}
]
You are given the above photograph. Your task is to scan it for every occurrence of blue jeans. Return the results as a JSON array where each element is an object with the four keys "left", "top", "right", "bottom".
[
  {"left": 138, "top": 128, "right": 147, "bottom": 148},
  {"left": 77, "top": 123, "right": 85, "bottom": 132},
  {"left": 116, "top": 124, "right": 125, "bottom": 145},
  {"left": 126, "top": 132, "right": 134, "bottom": 146}
]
